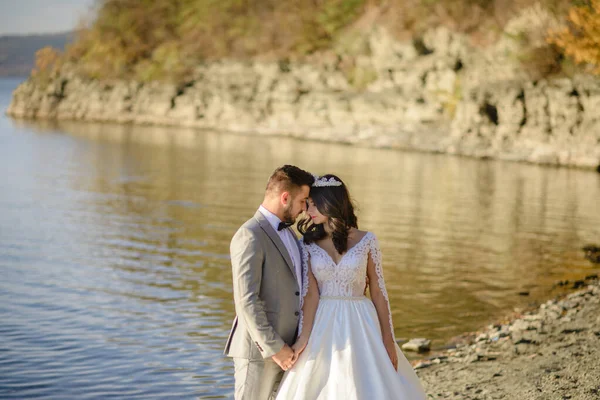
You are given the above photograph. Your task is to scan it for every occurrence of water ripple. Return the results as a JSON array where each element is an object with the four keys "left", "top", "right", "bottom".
[{"left": 1, "top": 77, "right": 599, "bottom": 398}]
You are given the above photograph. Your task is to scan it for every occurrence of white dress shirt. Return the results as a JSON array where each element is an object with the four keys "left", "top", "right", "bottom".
[{"left": 258, "top": 205, "right": 302, "bottom": 294}]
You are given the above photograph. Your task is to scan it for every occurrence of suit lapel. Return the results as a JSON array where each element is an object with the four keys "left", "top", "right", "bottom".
[
  {"left": 294, "top": 236, "right": 305, "bottom": 297},
  {"left": 254, "top": 210, "right": 298, "bottom": 283}
]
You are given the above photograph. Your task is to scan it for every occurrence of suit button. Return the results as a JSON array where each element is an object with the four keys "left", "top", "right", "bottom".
[
  {"left": 295, "top": 291, "right": 300, "bottom": 296},
  {"left": 295, "top": 311, "right": 300, "bottom": 316}
]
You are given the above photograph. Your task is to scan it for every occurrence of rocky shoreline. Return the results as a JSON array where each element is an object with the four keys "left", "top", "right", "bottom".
[
  {"left": 6, "top": 24, "right": 600, "bottom": 171},
  {"left": 415, "top": 275, "right": 600, "bottom": 399}
]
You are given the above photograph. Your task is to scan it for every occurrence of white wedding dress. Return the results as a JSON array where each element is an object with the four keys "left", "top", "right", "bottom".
[{"left": 275, "top": 232, "right": 427, "bottom": 400}]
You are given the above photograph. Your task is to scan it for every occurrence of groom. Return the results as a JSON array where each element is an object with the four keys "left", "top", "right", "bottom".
[{"left": 224, "top": 165, "right": 314, "bottom": 399}]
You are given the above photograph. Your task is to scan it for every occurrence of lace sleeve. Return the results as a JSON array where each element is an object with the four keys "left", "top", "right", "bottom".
[
  {"left": 368, "top": 234, "right": 395, "bottom": 340},
  {"left": 298, "top": 241, "right": 310, "bottom": 335}
]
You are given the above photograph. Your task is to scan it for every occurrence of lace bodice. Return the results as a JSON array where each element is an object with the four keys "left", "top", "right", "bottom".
[
  {"left": 308, "top": 232, "right": 372, "bottom": 297},
  {"left": 299, "top": 232, "right": 395, "bottom": 338}
]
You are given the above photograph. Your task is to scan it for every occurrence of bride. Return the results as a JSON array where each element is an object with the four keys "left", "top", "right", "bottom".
[{"left": 275, "top": 174, "right": 428, "bottom": 399}]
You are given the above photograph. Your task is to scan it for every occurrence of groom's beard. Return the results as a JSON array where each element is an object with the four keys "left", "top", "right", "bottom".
[{"left": 282, "top": 204, "right": 295, "bottom": 224}]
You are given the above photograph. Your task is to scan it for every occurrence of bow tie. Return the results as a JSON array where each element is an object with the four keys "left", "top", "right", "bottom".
[{"left": 278, "top": 221, "right": 294, "bottom": 231}]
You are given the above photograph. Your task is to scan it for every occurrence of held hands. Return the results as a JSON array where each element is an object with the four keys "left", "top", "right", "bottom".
[
  {"left": 383, "top": 335, "right": 398, "bottom": 371},
  {"left": 272, "top": 335, "right": 309, "bottom": 372},
  {"left": 271, "top": 344, "right": 297, "bottom": 371}
]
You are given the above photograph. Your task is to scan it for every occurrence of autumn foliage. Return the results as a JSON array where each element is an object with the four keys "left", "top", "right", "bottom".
[
  {"left": 549, "top": 0, "right": 600, "bottom": 74},
  {"left": 32, "top": 46, "right": 62, "bottom": 76},
  {"left": 64, "top": 0, "right": 367, "bottom": 81},
  {"left": 32, "top": 0, "right": 600, "bottom": 81}
]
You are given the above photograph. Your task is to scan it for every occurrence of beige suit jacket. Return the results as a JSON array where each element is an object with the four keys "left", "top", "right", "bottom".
[{"left": 224, "top": 210, "right": 302, "bottom": 360}]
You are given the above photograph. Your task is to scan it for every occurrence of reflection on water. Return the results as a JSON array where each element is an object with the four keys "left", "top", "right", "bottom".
[{"left": 1, "top": 78, "right": 600, "bottom": 399}]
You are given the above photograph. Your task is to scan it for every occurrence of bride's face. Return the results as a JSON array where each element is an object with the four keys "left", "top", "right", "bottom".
[{"left": 306, "top": 198, "right": 327, "bottom": 225}]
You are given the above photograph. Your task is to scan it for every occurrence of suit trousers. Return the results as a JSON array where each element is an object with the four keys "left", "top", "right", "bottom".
[{"left": 233, "top": 358, "right": 283, "bottom": 400}]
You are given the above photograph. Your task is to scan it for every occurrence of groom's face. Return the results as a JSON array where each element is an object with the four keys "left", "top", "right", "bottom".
[{"left": 282, "top": 185, "right": 310, "bottom": 223}]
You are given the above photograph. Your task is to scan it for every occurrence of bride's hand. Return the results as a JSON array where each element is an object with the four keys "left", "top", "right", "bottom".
[
  {"left": 292, "top": 335, "right": 309, "bottom": 357},
  {"left": 383, "top": 336, "right": 398, "bottom": 370}
]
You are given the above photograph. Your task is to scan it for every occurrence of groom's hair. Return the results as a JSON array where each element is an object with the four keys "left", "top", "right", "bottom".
[{"left": 266, "top": 165, "right": 314, "bottom": 196}]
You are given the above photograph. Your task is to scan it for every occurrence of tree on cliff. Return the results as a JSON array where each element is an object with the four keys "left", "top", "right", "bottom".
[{"left": 549, "top": 0, "right": 600, "bottom": 74}]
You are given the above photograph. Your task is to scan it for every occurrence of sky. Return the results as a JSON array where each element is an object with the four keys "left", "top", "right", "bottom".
[{"left": 0, "top": 0, "right": 96, "bottom": 35}]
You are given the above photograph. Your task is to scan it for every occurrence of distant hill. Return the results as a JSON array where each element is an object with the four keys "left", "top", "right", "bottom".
[{"left": 0, "top": 32, "right": 73, "bottom": 77}]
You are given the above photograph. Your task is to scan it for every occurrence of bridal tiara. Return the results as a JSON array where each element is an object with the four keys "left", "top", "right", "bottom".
[{"left": 312, "top": 174, "right": 343, "bottom": 187}]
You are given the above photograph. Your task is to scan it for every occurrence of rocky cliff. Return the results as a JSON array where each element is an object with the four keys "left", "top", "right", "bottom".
[{"left": 6, "top": 25, "right": 600, "bottom": 170}]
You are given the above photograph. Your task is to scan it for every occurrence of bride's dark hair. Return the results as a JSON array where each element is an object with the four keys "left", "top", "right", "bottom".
[{"left": 298, "top": 174, "right": 358, "bottom": 255}]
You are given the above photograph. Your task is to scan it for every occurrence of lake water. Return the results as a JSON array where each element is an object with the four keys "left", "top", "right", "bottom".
[{"left": 1, "top": 77, "right": 599, "bottom": 399}]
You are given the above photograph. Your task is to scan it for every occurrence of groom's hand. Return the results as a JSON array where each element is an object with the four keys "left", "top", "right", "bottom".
[{"left": 271, "top": 344, "right": 295, "bottom": 371}]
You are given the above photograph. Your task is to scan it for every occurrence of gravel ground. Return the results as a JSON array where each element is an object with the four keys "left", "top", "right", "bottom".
[{"left": 416, "top": 277, "right": 600, "bottom": 400}]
